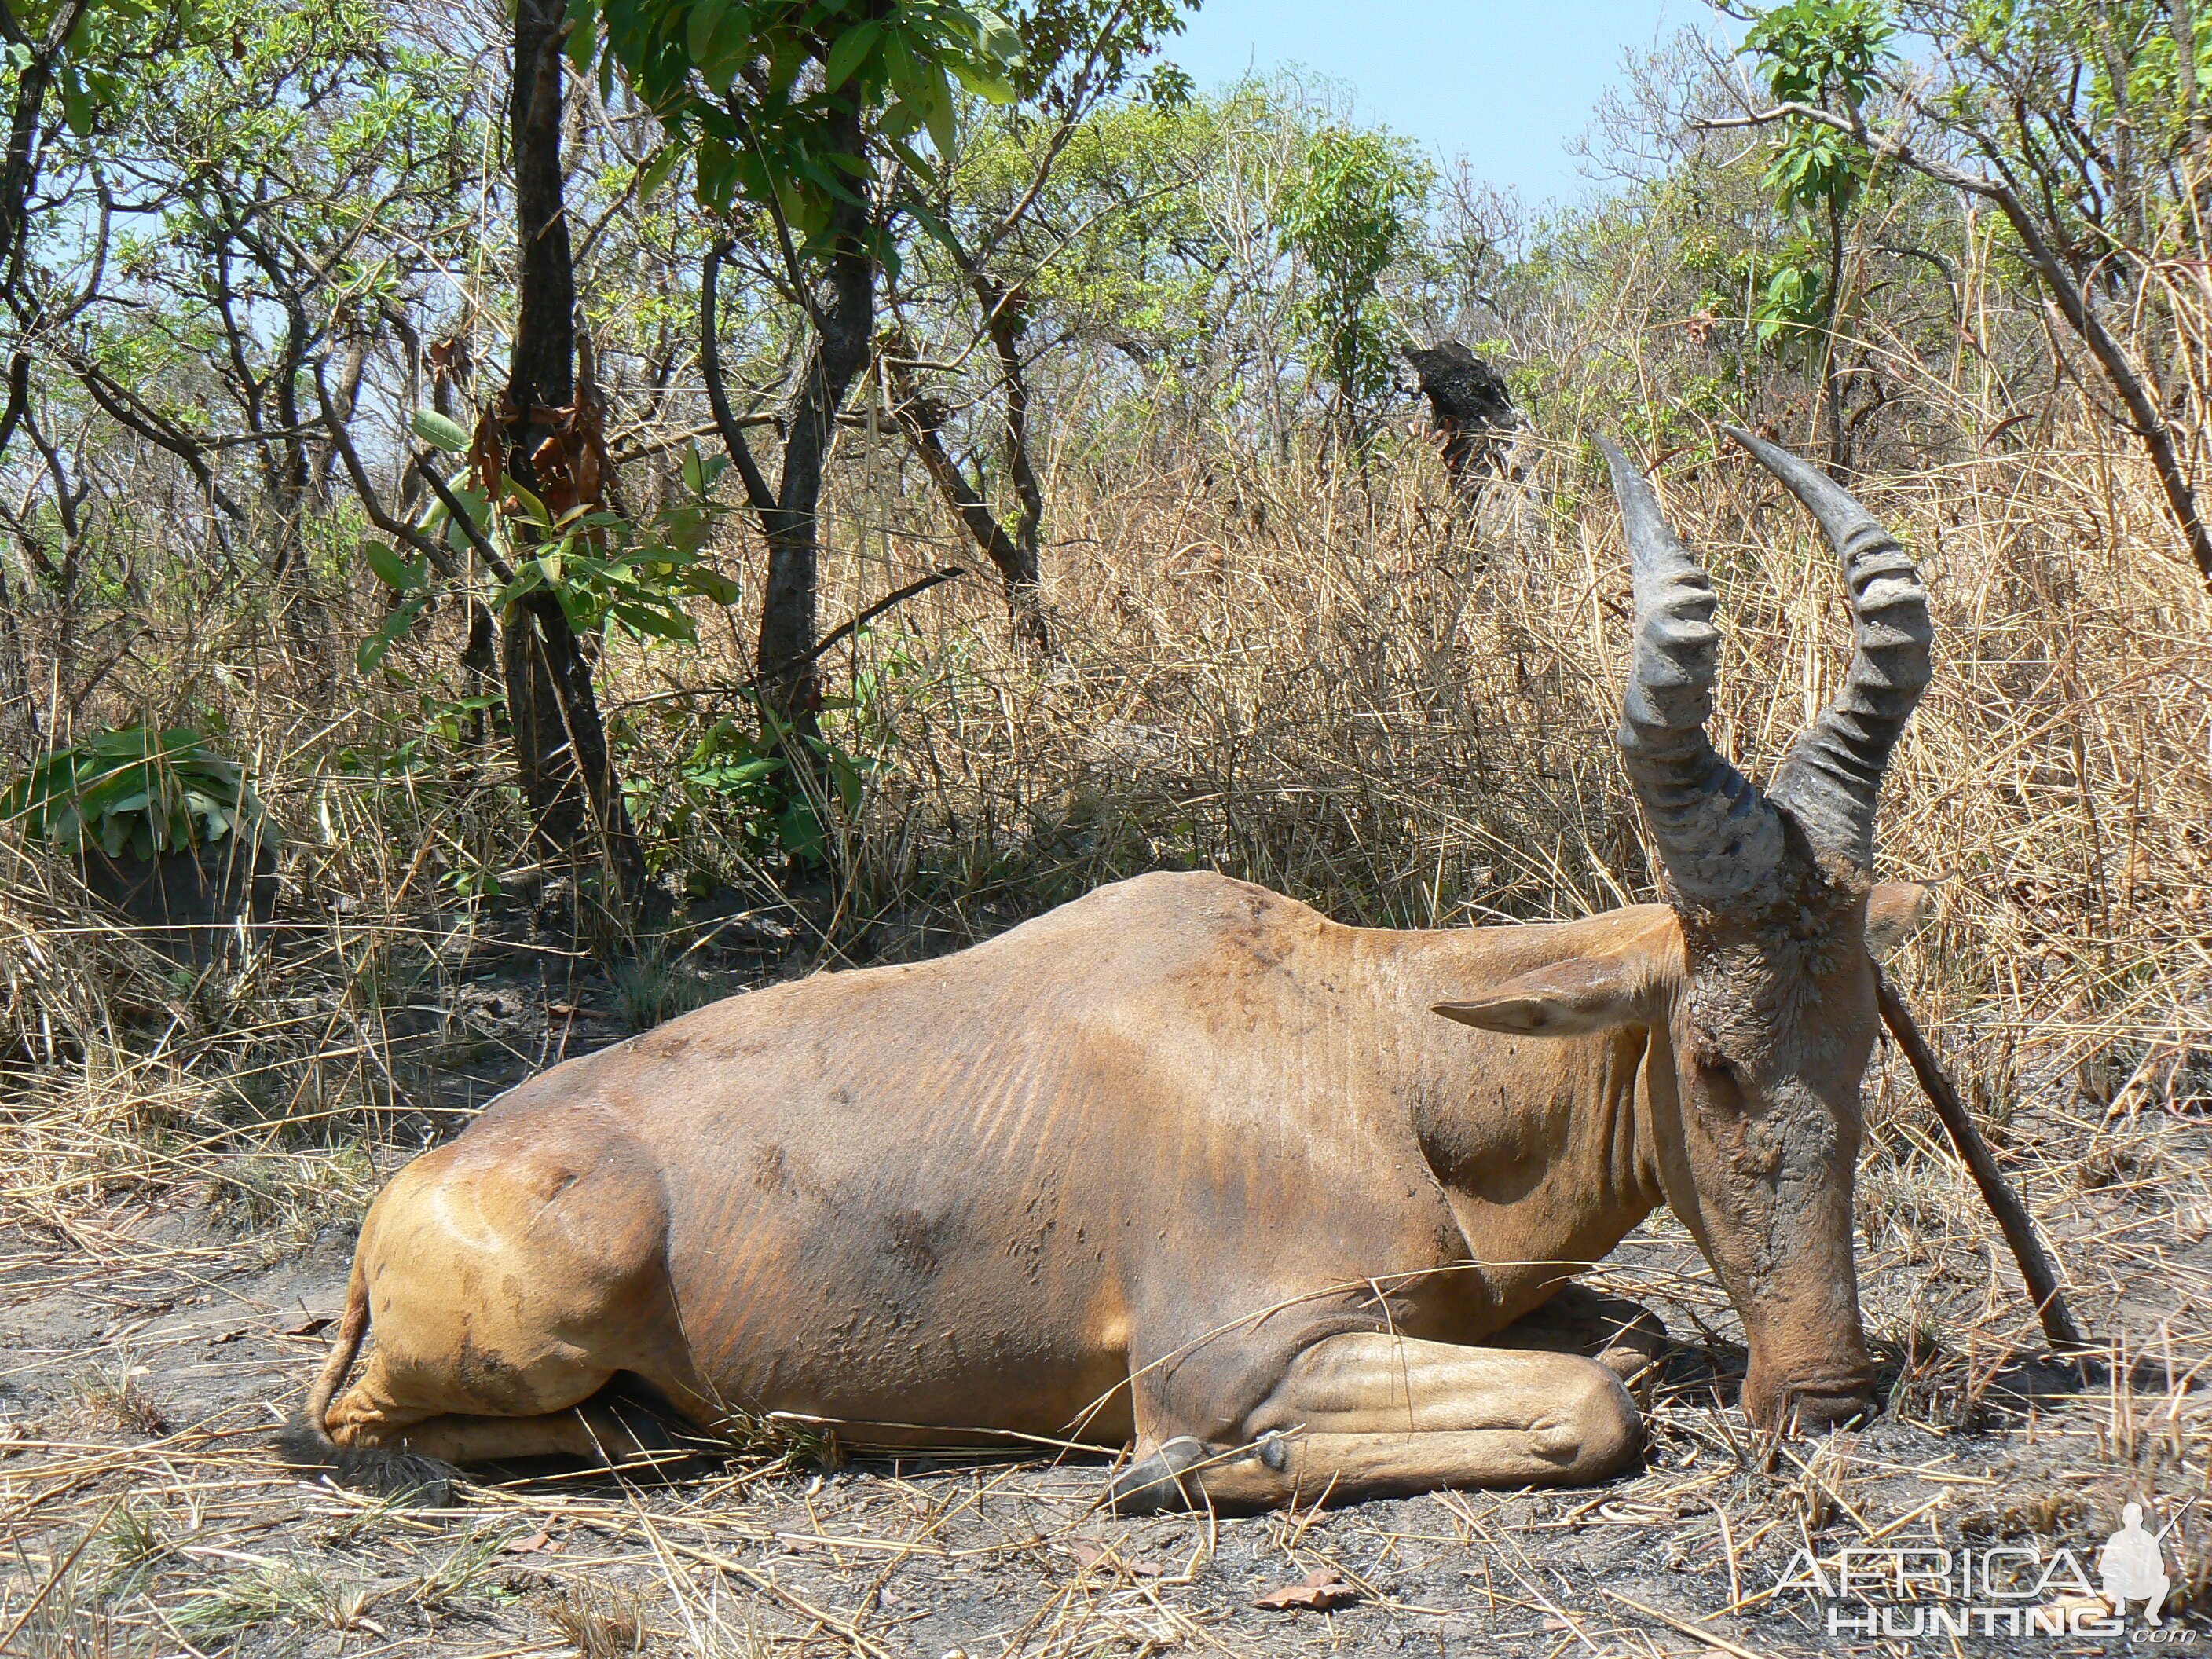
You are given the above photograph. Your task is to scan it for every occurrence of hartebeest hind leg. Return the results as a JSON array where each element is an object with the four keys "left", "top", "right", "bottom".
[
  {"left": 1109, "top": 1336, "right": 1641, "bottom": 1512},
  {"left": 283, "top": 1126, "right": 705, "bottom": 1490}
]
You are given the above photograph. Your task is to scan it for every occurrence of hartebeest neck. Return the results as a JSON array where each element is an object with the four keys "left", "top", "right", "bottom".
[{"left": 1362, "top": 910, "right": 1676, "bottom": 1331}]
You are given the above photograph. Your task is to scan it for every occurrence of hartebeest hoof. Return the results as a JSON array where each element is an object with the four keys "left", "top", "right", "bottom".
[
  {"left": 1105, "top": 1435, "right": 1211, "bottom": 1514},
  {"left": 1105, "top": 1431, "right": 1291, "bottom": 1514},
  {"left": 276, "top": 1415, "right": 460, "bottom": 1507},
  {"left": 1745, "top": 1371, "right": 1879, "bottom": 1433}
]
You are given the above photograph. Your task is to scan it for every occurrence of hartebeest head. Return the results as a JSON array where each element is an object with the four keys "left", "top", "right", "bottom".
[
  {"left": 1610, "top": 426, "right": 1933, "bottom": 1430},
  {"left": 1440, "top": 429, "right": 1932, "bottom": 1432}
]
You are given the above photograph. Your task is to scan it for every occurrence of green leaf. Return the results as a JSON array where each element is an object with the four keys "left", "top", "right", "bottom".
[
  {"left": 635, "top": 141, "right": 683, "bottom": 203},
  {"left": 357, "top": 596, "right": 429, "bottom": 673},
  {"left": 683, "top": 566, "right": 740, "bottom": 605},
  {"left": 361, "top": 539, "right": 427, "bottom": 591},
  {"left": 412, "top": 408, "right": 472, "bottom": 452},
  {"left": 654, "top": 504, "right": 707, "bottom": 555},
  {"left": 493, "top": 564, "right": 544, "bottom": 610},
  {"left": 923, "top": 62, "right": 957, "bottom": 156},
  {"left": 973, "top": 9, "right": 1021, "bottom": 64},
  {"left": 775, "top": 800, "right": 826, "bottom": 862},
  {"left": 679, "top": 445, "right": 727, "bottom": 496},
  {"left": 501, "top": 475, "right": 551, "bottom": 526},
  {"left": 613, "top": 602, "right": 696, "bottom": 641},
  {"left": 885, "top": 134, "right": 938, "bottom": 189},
  {"left": 822, "top": 20, "right": 880, "bottom": 91},
  {"left": 687, "top": 0, "right": 728, "bottom": 64},
  {"left": 947, "top": 58, "right": 1015, "bottom": 104}
]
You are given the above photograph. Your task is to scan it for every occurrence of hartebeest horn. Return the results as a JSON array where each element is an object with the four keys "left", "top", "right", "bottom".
[
  {"left": 1721, "top": 427, "right": 1932, "bottom": 873},
  {"left": 1599, "top": 438, "right": 1787, "bottom": 911}
]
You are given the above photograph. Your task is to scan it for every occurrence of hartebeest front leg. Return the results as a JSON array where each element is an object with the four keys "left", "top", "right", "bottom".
[
  {"left": 1109, "top": 1336, "right": 1641, "bottom": 1512},
  {"left": 1489, "top": 1284, "right": 1670, "bottom": 1403}
]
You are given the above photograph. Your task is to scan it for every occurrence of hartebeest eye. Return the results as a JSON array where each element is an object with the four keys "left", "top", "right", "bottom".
[{"left": 1689, "top": 1031, "right": 1744, "bottom": 1097}]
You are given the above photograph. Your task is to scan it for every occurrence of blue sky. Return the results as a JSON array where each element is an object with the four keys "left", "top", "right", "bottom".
[{"left": 1161, "top": 1, "right": 1741, "bottom": 206}]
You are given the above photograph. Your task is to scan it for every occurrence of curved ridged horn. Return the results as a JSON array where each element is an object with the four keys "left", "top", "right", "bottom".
[
  {"left": 1600, "top": 438, "right": 1788, "bottom": 910},
  {"left": 1721, "top": 427, "right": 1932, "bottom": 873}
]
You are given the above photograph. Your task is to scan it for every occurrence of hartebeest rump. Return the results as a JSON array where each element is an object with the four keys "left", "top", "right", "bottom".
[{"left": 284, "top": 428, "right": 1933, "bottom": 1510}]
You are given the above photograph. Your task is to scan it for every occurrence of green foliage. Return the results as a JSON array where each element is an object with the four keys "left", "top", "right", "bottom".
[
  {"left": 357, "top": 436, "right": 740, "bottom": 675},
  {"left": 1739, "top": 1, "right": 1895, "bottom": 353},
  {"left": 1758, "top": 118, "right": 1870, "bottom": 218},
  {"left": 617, "top": 629, "right": 922, "bottom": 870},
  {"left": 1740, "top": 0, "right": 1891, "bottom": 218},
  {"left": 1753, "top": 257, "right": 1828, "bottom": 346},
  {"left": 11, "top": 0, "right": 181, "bottom": 138},
  {"left": 933, "top": 85, "right": 1233, "bottom": 391},
  {"left": 485, "top": 497, "right": 738, "bottom": 644},
  {"left": 1277, "top": 126, "right": 1432, "bottom": 416},
  {"left": 1001, "top": 0, "right": 1191, "bottom": 105},
  {"left": 0, "top": 726, "right": 273, "bottom": 861},
  {"left": 583, "top": 0, "right": 1020, "bottom": 250},
  {"left": 624, "top": 712, "right": 792, "bottom": 859},
  {"left": 628, "top": 701, "right": 883, "bottom": 867},
  {"left": 1744, "top": 0, "right": 1894, "bottom": 111}
]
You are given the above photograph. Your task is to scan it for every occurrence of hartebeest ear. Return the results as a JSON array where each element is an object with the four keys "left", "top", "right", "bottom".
[
  {"left": 1432, "top": 958, "right": 1643, "bottom": 1036},
  {"left": 1865, "top": 881, "right": 1934, "bottom": 957}
]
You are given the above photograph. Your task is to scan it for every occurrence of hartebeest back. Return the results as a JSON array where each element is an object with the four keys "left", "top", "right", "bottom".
[{"left": 284, "top": 427, "right": 1932, "bottom": 1510}]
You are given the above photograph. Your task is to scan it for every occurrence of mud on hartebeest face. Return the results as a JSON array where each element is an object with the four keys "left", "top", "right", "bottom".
[{"left": 282, "top": 426, "right": 1932, "bottom": 1511}]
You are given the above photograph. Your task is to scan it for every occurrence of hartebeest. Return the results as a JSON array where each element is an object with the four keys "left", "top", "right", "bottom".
[{"left": 284, "top": 427, "right": 1933, "bottom": 1511}]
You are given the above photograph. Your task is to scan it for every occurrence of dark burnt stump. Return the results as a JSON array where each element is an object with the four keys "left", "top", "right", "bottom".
[
  {"left": 1404, "top": 342, "right": 1521, "bottom": 494},
  {"left": 80, "top": 838, "right": 278, "bottom": 966}
]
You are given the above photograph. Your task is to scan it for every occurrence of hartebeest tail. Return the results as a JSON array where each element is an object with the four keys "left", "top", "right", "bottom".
[{"left": 277, "top": 1245, "right": 460, "bottom": 1502}]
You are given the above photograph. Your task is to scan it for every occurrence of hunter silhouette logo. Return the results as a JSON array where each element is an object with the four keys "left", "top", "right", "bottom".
[
  {"left": 2100, "top": 1503, "right": 2172, "bottom": 1626},
  {"left": 1774, "top": 1501, "right": 2198, "bottom": 1639}
]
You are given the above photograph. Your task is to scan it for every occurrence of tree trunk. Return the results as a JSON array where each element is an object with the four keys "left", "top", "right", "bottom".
[
  {"left": 887, "top": 339, "right": 1049, "bottom": 653},
  {"left": 974, "top": 275, "right": 1051, "bottom": 651},
  {"left": 0, "top": 553, "right": 38, "bottom": 757},
  {"left": 501, "top": 0, "right": 641, "bottom": 899},
  {"left": 0, "top": 0, "right": 92, "bottom": 326},
  {"left": 1820, "top": 196, "right": 1849, "bottom": 478},
  {"left": 756, "top": 102, "right": 877, "bottom": 738}
]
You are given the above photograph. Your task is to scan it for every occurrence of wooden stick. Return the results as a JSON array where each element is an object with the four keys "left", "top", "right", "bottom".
[{"left": 1874, "top": 965, "right": 2089, "bottom": 1354}]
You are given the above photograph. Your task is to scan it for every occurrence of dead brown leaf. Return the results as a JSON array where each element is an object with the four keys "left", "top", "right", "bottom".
[{"left": 1254, "top": 1566, "right": 1360, "bottom": 1611}]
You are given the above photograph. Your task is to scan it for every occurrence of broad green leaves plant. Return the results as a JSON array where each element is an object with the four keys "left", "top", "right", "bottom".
[
  {"left": 621, "top": 701, "right": 883, "bottom": 868},
  {"left": 1743, "top": 0, "right": 1893, "bottom": 114},
  {"left": 1740, "top": 1, "right": 1895, "bottom": 355},
  {"left": 1, "top": 726, "right": 273, "bottom": 861},
  {"left": 357, "top": 425, "right": 742, "bottom": 675},
  {"left": 15, "top": 0, "right": 175, "bottom": 138}
]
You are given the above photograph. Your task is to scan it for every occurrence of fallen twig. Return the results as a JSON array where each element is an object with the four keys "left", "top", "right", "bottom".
[{"left": 1875, "top": 965, "right": 2089, "bottom": 1355}]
